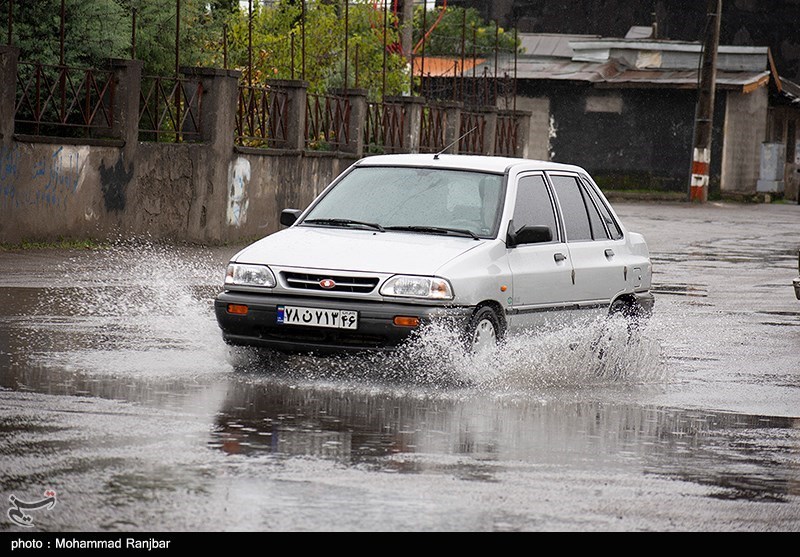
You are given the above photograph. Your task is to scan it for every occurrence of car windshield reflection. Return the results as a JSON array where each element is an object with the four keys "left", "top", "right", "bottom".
[{"left": 300, "top": 166, "right": 506, "bottom": 239}]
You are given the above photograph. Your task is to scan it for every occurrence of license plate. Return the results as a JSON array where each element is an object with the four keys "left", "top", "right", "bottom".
[{"left": 277, "top": 305, "right": 358, "bottom": 329}]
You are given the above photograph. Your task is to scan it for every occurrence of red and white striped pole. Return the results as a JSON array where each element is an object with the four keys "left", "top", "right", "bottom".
[
  {"left": 690, "top": 147, "right": 710, "bottom": 202},
  {"left": 689, "top": 0, "right": 721, "bottom": 203}
]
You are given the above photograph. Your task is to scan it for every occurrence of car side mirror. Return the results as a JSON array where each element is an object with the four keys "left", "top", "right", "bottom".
[
  {"left": 508, "top": 224, "right": 552, "bottom": 247},
  {"left": 280, "top": 208, "right": 302, "bottom": 227}
]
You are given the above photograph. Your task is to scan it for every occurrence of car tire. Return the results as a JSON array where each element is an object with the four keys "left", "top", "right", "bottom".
[
  {"left": 464, "top": 307, "right": 501, "bottom": 355},
  {"left": 608, "top": 297, "right": 646, "bottom": 344}
]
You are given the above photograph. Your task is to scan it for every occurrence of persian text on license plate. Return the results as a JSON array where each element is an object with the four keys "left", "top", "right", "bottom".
[{"left": 277, "top": 305, "right": 358, "bottom": 329}]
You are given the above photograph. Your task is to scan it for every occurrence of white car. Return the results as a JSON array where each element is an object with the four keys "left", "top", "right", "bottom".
[
  {"left": 214, "top": 154, "right": 654, "bottom": 354},
  {"left": 794, "top": 249, "right": 800, "bottom": 300}
]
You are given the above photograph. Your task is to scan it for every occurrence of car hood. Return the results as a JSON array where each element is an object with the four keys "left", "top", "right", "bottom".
[{"left": 232, "top": 226, "right": 484, "bottom": 275}]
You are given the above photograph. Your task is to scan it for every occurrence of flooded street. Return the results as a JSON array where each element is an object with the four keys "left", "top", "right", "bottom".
[{"left": 1, "top": 201, "right": 799, "bottom": 532}]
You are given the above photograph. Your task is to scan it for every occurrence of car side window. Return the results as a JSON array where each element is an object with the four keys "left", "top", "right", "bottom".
[
  {"left": 581, "top": 176, "right": 623, "bottom": 240},
  {"left": 512, "top": 174, "right": 558, "bottom": 242},
  {"left": 550, "top": 175, "right": 593, "bottom": 242},
  {"left": 580, "top": 184, "right": 610, "bottom": 240}
]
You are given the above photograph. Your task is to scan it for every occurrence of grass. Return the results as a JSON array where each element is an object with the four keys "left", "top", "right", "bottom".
[{"left": 0, "top": 238, "right": 109, "bottom": 251}]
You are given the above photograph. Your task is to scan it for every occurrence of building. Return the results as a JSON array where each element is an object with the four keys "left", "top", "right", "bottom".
[{"left": 457, "top": 28, "right": 800, "bottom": 199}]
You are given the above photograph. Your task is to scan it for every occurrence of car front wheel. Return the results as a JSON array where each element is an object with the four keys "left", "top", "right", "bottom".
[{"left": 465, "top": 307, "right": 501, "bottom": 354}]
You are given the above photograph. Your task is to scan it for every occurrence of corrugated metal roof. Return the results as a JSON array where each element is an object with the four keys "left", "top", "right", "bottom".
[
  {"left": 456, "top": 32, "right": 774, "bottom": 93},
  {"left": 518, "top": 34, "right": 599, "bottom": 58},
  {"left": 779, "top": 77, "right": 800, "bottom": 103},
  {"left": 470, "top": 54, "right": 770, "bottom": 92},
  {"left": 601, "top": 69, "right": 771, "bottom": 90},
  {"left": 625, "top": 26, "right": 655, "bottom": 40}
]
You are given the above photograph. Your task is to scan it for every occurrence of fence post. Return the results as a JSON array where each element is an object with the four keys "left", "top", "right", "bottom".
[
  {"left": 268, "top": 79, "right": 307, "bottom": 151},
  {"left": 385, "top": 95, "right": 425, "bottom": 154},
  {"left": 0, "top": 45, "right": 19, "bottom": 146},
  {"left": 106, "top": 59, "right": 142, "bottom": 156},
  {"left": 441, "top": 101, "right": 462, "bottom": 155},
  {"left": 479, "top": 106, "right": 498, "bottom": 156},
  {"left": 181, "top": 67, "right": 241, "bottom": 147},
  {"left": 338, "top": 88, "right": 366, "bottom": 157},
  {"left": 512, "top": 109, "right": 531, "bottom": 158}
]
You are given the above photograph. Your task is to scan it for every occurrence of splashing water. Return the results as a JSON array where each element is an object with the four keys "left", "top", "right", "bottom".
[
  {"left": 232, "top": 312, "right": 671, "bottom": 392},
  {"left": 30, "top": 239, "right": 231, "bottom": 379},
  {"left": 23, "top": 240, "right": 673, "bottom": 392}
]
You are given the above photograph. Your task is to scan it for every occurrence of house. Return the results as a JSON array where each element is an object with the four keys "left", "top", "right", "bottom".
[{"left": 453, "top": 28, "right": 800, "bottom": 200}]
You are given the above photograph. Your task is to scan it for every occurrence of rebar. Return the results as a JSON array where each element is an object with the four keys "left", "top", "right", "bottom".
[{"left": 7, "top": 0, "right": 13, "bottom": 46}]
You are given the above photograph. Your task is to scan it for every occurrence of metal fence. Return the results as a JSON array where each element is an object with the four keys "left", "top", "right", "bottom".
[
  {"left": 138, "top": 75, "right": 202, "bottom": 142},
  {"left": 364, "top": 101, "right": 405, "bottom": 154},
  {"left": 458, "top": 110, "right": 486, "bottom": 155},
  {"left": 7, "top": 1, "right": 527, "bottom": 152},
  {"left": 236, "top": 84, "right": 291, "bottom": 149},
  {"left": 305, "top": 93, "right": 350, "bottom": 151},
  {"left": 419, "top": 103, "right": 448, "bottom": 154},
  {"left": 14, "top": 62, "right": 115, "bottom": 137},
  {"left": 494, "top": 111, "right": 518, "bottom": 157}
]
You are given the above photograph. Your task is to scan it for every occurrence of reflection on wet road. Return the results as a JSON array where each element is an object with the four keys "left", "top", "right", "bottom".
[{"left": 1, "top": 202, "right": 799, "bottom": 531}]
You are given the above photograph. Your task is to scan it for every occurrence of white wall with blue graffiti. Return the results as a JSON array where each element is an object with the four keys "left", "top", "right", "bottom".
[
  {"left": 0, "top": 144, "right": 88, "bottom": 211},
  {"left": 0, "top": 138, "right": 349, "bottom": 244}
]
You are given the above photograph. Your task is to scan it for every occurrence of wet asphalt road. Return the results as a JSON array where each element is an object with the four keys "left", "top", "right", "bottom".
[{"left": 0, "top": 201, "right": 798, "bottom": 532}]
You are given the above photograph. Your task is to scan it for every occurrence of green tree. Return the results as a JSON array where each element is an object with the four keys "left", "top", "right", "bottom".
[
  {"left": 2, "top": 0, "right": 130, "bottom": 67},
  {"left": 412, "top": 5, "right": 518, "bottom": 58},
  {"left": 222, "top": 1, "right": 407, "bottom": 99},
  {"left": 122, "top": 0, "right": 230, "bottom": 76},
  {"left": 2, "top": 0, "right": 231, "bottom": 75}
]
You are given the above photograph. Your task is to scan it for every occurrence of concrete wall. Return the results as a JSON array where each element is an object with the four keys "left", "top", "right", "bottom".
[
  {"left": 0, "top": 49, "right": 350, "bottom": 245},
  {"left": 0, "top": 46, "right": 531, "bottom": 245},
  {"left": 0, "top": 139, "right": 354, "bottom": 245},
  {"left": 512, "top": 96, "right": 551, "bottom": 161}
]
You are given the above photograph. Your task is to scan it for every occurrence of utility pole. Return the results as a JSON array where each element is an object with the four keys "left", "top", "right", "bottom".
[{"left": 689, "top": 0, "right": 722, "bottom": 203}]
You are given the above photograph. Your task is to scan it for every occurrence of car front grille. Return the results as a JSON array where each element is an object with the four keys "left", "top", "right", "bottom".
[{"left": 282, "top": 272, "right": 380, "bottom": 294}]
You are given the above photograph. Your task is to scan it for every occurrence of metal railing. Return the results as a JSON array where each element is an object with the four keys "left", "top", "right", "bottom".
[
  {"left": 364, "top": 101, "right": 405, "bottom": 154},
  {"left": 305, "top": 93, "right": 350, "bottom": 151},
  {"left": 458, "top": 110, "right": 486, "bottom": 155},
  {"left": 494, "top": 111, "right": 518, "bottom": 157},
  {"left": 236, "top": 84, "right": 290, "bottom": 148},
  {"left": 14, "top": 62, "right": 115, "bottom": 136},
  {"left": 419, "top": 104, "right": 448, "bottom": 154},
  {"left": 138, "top": 76, "right": 202, "bottom": 142}
]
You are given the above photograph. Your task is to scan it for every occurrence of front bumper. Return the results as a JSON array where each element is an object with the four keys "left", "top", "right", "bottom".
[
  {"left": 794, "top": 277, "right": 800, "bottom": 300},
  {"left": 214, "top": 290, "right": 472, "bottom": 353}
]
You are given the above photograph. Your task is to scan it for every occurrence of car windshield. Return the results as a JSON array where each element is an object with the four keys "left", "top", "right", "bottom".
[{"left": 300, "top": 166, "right": 506, "bottom": 239}]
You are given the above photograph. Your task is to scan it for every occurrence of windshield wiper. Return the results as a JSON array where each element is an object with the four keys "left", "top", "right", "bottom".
[
  {"left": 384, "top": 225, "right": 479, "bottom": 240},
  {"left": 303, "top": 218, "right": 385, "bottom": 232}
]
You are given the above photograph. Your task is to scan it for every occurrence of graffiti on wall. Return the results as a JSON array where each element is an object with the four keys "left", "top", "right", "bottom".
[
  {"left": 99, "top": 156, "right": 134, "bottom": 213},
  {"left": 227, "top": 157, "right": 250, "bottom": 227},
  {"left": 0, "top": 144, "right": 88, "bottom": 210}
]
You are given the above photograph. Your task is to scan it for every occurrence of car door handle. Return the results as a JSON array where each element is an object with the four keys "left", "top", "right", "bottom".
[
  {"left": 604, "top": 249, "right": 615, "bottom": 258},
  {"left": 554, "top": 252, "right": 567, "bottom": 262}
]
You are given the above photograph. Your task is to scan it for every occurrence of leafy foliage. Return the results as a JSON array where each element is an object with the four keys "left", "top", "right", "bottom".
[
  {"left": 1, "top": 0, "right": 515, "bottom": 98},
  {"left": 2, "top": 0, "right": 130, "bottom": 67},
  {"left": 220, "top": 1, "right": 408, "bottom": 99},
  {"left": 413, "top": 5, "right": 518, "bottom": 57}
]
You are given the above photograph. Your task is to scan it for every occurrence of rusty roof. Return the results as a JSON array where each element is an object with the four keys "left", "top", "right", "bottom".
[{"left": 413, "top": 56, "right": 486, "bottom": 77}]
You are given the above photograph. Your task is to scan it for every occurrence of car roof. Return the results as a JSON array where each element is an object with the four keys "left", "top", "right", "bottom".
[{"left": 355, "top": 153, "right": 587, "bottom": 175}]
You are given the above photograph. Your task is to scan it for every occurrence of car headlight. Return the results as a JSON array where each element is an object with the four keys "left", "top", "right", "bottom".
[
  {"left": 380, "top": 275, "right": 454, "bottom": 300},
  {"left": 225, "top": 263, "right": 276, "bottom": 288}
]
